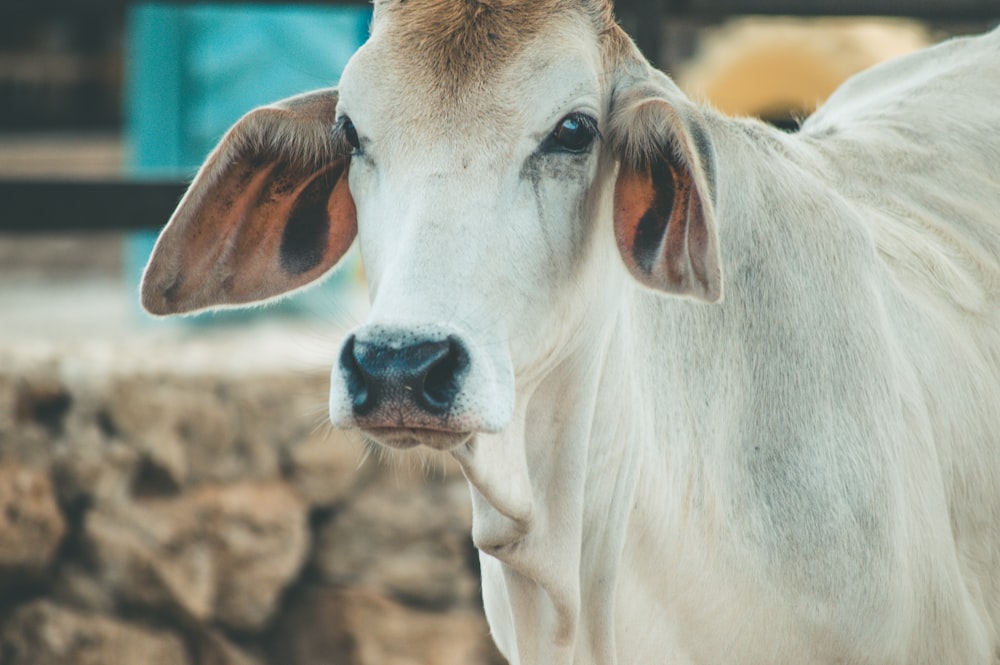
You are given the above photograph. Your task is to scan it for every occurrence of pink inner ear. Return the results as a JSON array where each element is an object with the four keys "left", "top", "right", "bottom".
[
  {"left": 318, "top": 161, "right": 358, "bottom": 276},
  {"left": 204, "top": 155, "right": 356, "bottom": 304},
  {"left": 142, "top": 155, "right": 356, "bottom": 315},
  {"left": 613, "top": 165, "right": 657, "bottom": 274},
  {"left": 613, "top": 157, "right": 721, "bottom": 301}
]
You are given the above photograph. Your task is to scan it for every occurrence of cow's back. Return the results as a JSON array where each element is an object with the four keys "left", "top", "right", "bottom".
[
  {"left": 803, "top": 28, "right": 1000, "bottom": 313},
  {"left": 803, "top": 26, "right": 1000, "bottom": 652}
]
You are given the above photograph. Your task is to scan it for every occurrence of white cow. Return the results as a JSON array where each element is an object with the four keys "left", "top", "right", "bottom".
[{"left": 141, "top": 2, "right": 1000, "bottom": 663}]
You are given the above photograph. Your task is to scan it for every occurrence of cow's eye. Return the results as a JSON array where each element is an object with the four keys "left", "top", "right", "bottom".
[
  {"left": 340, "top": 117, "right": 360, "bottom": 151},
  {"left": 546, "top": 113, "right": 599, "bottom": 153}
]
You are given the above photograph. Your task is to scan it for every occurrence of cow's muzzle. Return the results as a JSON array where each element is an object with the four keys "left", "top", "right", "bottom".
[
  {"left": 332, "top": 326, "right": 487, "bottom": 450},
  {"left": 341, "top": 332, "right": 469, "bottom": 416}
]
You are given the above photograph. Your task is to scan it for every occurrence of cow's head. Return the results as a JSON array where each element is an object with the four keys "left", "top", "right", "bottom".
[{"left": 142, "top": 0, "right": 720, "bottom": 454}]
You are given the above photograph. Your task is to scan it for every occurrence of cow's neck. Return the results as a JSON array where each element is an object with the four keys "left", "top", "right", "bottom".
[
  {"left": 452, "top": 120, "right": 771, "bottom": 664},
  {"left": 453, "top": 272, "right": 684, "bottom": 664}
]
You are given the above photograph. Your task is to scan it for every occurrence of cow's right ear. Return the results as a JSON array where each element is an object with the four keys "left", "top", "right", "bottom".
[
  {"left": 608, "top": 82, "right": 723, "bottom": 303},
  {"left": 141, "top": 88, "right": 357, "bottom": 316}
]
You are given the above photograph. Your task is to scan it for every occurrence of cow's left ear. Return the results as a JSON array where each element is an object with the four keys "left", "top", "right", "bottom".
[
  {"left": 609, "top": 87, "right": 722, "bottom": 303},
  {"left": 141, "top": 88, "right": 356, "bottom": 316}
]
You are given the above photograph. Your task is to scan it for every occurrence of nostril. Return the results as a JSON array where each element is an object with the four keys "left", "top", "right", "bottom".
[
  {"left": 340, "top": 332, "right": 470, "bottom": 419},
  {"left": 339, "top": 335, "right": 375, "bottom": 415},
  {"left": 418, "top": 337, "right": 469, "bottom": 414}
]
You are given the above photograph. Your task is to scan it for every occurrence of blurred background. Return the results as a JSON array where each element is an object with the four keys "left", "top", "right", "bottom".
[{"left": 0, "top": 2, "right": 997, "bottom": 664}]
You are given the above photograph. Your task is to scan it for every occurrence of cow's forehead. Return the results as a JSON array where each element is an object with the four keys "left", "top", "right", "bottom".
[{"left": 371, "top": 0, "right": 616, "bottom": 94}]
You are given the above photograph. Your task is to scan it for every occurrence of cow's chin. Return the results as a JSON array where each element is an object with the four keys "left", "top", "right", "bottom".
[{"left": 363, "top": 427, "right": 473, "bottom": 452}]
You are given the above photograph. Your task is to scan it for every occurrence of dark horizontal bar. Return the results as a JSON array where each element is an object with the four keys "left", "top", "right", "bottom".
[{"left": 0, "top": 179, "right": 188, "bottom": 233}]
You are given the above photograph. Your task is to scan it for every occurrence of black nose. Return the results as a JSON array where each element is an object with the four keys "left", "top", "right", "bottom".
[{"left": 339, "top": 334, "right": 469, "bottom": 417}]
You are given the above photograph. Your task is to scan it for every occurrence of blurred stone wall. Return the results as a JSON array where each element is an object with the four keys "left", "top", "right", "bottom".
[{"left": 0, "top": 342, "right": 504, "bottom": 665}]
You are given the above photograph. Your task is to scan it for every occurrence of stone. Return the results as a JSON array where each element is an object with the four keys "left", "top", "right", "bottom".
[
  {"left": 102, "top": 376, "right": 235, "bottom": 488},
  {"left": 282, "top": 428, "right": 371, "bottom": 508},
  {"left": 84, "top": 500, "right": 215, "bottom": 621},
  {"left": 84, "top": 482, "right": 309, "bottom": 631},
  {"left": 100, "top": 373, "right": 330, "bottom": 490},
  {"left": 0, "top": 370, "right": 69, "bottom": 468},
  {"left": 0, "top": 600, "right": 189, "bottom": 665},
  {"left": 269, "top": 586, "right": 505, "bottom": 665},
  {"left": 195, "top": 629, "right": 265, "bottom": 665},
  {"left": 51, "top": 438, "right": 141, "bottom": 509},
  {"left": 203, "top": 483, "right": 311, "bottom": 631},
  {"left": 0, "top": 464, "right": 66, "bottom": 581},
  {"left": 314, "top": 473, "right": 478, "bottom": 610},
  {"left": 50, "top": 562, "right": 117, "bottom": 615},
  {"left": 226, "top": 374, "right": 330, "bottom": 462},
  {"left": 10, "top": 374, "right": 72, "bottom": 439}
]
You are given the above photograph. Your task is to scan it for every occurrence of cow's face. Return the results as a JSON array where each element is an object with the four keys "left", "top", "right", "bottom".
[
  {"left": 327, "top": 5, "right": 621, "bottom": 449},
  {"left": 140, "top": 0, "right": 720, "bottom": 454}
]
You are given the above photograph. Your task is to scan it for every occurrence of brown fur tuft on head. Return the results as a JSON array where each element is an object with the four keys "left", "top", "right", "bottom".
[{"left": 372, "top": 0, "right": 624, "bottom": 92}]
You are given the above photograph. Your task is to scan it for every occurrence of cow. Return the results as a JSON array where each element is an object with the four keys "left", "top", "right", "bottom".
[{"left": 140, "top": 1, "right": 1000, "bottom": 663}]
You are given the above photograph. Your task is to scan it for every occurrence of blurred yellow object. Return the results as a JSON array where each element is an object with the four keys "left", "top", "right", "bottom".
[{"left": 678, "top": 18, "right": 932, "bottom": 123}]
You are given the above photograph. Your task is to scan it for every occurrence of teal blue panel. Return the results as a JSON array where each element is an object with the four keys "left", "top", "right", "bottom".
[
  {"left": 126, "top": 2, "right": 370, "bottom": 175},
  {"left": 182, "top": 5, "right": 369, "bottom": 168},
  {"left": 125, "top": 4, "right": 186, "bottom": 177}
]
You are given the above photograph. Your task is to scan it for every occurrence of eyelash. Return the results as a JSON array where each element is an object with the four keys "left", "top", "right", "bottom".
[{"left": 544, "top": 113, "right": 601, "bottom": 154}]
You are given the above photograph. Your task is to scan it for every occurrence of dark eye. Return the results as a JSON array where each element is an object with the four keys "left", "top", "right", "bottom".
[
  {"left": 340, "top": 117, "right": 360, "bottom": 151},
  {"left": 547, "top": 113, "right": 599, "bottom": 153}
]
